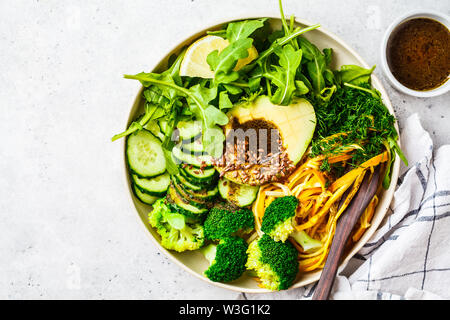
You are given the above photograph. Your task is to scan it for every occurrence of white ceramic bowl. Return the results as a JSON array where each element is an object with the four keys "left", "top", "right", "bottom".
[
  {"left": 123, "top": 16, "right": 400, "bottom": 293},
  {"left": 380, "top": 10, "right": 450, "bottom": 97}
]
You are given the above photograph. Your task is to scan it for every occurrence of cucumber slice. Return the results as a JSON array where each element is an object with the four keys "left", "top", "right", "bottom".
[
  {"left": 172, "top": 173, "right": 203, "bottom": 191},
  {"left": 167, "top": 184, "right": 209, "bottom": 218},
  {"left": 176, "top": 121, "right": 202, "bottom": 141},
  {"left": 179, "top": 169, "right": 218, "bottom": 189},
  {"left": 179, "top": 138, "right": 204, "bottom": 154},
  {"left": 144, "top": 120, "right": 164, "bottom": 141},
  {"left": 132, "top": 184, "right": 158, "bottom": 205},
  {"left": 172, "top": 146, "right": 212, "bottom": 168},
  {"left": 218, "top": 177, "right": 259, "bottom": 207},
  {"left": 132, "top": 172, "right": 170, "bottom": 197},
  {"left": 127, "top": 130, "right": 166, "bottom": 178},
  {"left": 181, "top": 166, "right": 217, "bottom": 183}
]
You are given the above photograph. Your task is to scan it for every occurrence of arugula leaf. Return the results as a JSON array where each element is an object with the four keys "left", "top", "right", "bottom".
[
  {"left": 219, "top": 90, "right": 233, "bottom": 110},
  {"left": 297, "top": 37, "right": 337, "bottom": 100},
  {"left": 298, "top": 37, "right": 321, "bottom": 62},
  {"left": 278, "top": 0, "right": 290, "bottom": 36},
  {"left": 226, "top": 18, "right": 267, "bottom": 43},
  {"left": 323, "top": 48, "right": 333, "bottom": 66},
  {"left": 266, "top": 44, "right": 302, "bottom": 105},
  {"left": 295, "top": 80, "right": 309, "bottom": 95},
  {"left": 166, "top": 48, "right": 186, "bottom": 86},
  {"left": 111, "top": 103, "right": 158, "bottom": 141},
  {"left": 297, "top": 37, "right": 327, "bottom": 93},
  {"left": 336, "top": 65, "right": 375, "bottom": 85},
  {"left": 297, "top": 73, "right": 312, "bottom": 91},
  {"left": 207, "top": 38, "right": 253, "bottom": 84},
  {"left": 133, "top": 72, "right": 181, "bottom": 102},
  {"left": 248, "top": 77, "right": 262, "bottom": 92},
  {"left": 323, "top": 69, "right": 335, "bottom": 86},
  {"left": 143, "top": 87, "right": 169, "bottom": 106},
  {"left": 185, "top": 84, "right": 219, "bottom": 123},
  {"left": 278, "top": 0, "right": 300, "bottom": 50},
  {"left": 222, "top": 83, "right": 243, "bottom": 95},
  {"left": 343, "top": 82, "right": 379, "bottom": 98},
  {"left": 123, "top": 73, "right": 227, "bottom": 159},
  {"left": 306, "top": 54, "right": 326, "bottom": 93},
  {"left": 112, "top": 51, "right": 187, "bottom": 144},
  {"left": 206, "top": 29, "right": 227, "bottom": 38},
  {"left": 255, "top": 24, "right": 320, "bottom": 63},
  {"left": 267, "top": 29, "right": 285, "bottom": 44}
]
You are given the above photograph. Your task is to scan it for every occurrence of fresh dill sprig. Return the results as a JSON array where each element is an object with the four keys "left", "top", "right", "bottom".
[{"left": 311, "top": 83, "right": 398, "bottom": 168}]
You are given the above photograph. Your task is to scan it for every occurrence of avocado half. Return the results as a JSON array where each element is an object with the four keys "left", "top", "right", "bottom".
[{"left": 216, "top": 96, "right": 316, "bottom": 186}]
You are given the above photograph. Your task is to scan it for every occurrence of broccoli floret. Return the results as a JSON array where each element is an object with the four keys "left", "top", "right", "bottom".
[
  {"left": 148, "top": 198, "right": 205, "bottom": 252},
  {"left": 246, "top": 234, "right": 299, "bottom": 291},
  {"left": 261, "top": 196, "right": 298, "bottom": 242},
  {"left": 204, "top": 207, "right": 254, "bottom": 240},
  {"left": 200, "top": 237, "right": 248, "bottom": 282}
]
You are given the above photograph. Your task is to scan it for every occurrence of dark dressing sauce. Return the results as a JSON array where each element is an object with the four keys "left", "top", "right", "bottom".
[{"left": 387, "top": 18, "right": 450, "bottom": 91}]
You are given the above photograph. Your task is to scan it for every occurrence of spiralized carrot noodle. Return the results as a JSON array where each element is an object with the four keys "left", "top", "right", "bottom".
[{"left": 249, "top": 144, "right": 388, "bottom": 274}]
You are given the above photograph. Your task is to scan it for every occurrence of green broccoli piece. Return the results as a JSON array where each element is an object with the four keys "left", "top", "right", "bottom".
[
  {"left": 246, "top": 234, "right": 299, "bottom": 291},
  {"left": 204, "top": 207, "right": 254, "bottom": 240},
  {"left": 148, "top": 198, "right": 205, "bottom": 252},
  {"left": 261, "top": 195, "right": 298, "bottom": 242},
  {"left": 200, "top": 237, "right": 248, "bottom": 282}
]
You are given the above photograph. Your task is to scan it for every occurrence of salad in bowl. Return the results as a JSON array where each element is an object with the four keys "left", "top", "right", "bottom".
[{"left": 112, "top": 1, "right": 406, "bottom": 291}]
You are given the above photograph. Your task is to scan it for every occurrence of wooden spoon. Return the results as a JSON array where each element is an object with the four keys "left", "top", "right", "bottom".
[{"left": 312, "top": 166, "right": 381, "bottom": 300}]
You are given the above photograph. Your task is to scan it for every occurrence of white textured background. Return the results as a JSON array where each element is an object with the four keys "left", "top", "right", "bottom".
[{"left": 0, "top": 0, "right": 449, "bottom": 299}]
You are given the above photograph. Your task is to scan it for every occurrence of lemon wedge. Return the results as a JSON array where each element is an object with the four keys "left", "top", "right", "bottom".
[{"left": 179, "top": 35, "right": 258, "bottom": 78}]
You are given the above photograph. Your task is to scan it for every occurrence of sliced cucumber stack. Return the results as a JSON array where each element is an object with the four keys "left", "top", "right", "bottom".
[
  {"left": 167, "top": 129, "right": 220, "bottom": 214},
  {"left": 172, "top": 175, "right": 218, "bottom": 202},
  {"left": 127, "top": 129, "right": 166, "bottom": 178},
  {"left": 126, "top": 120, "right": 221, "bottom": 210},
  {"left": 218, "top": 177, "right": 259, "bottom": 207},
  {"left": 167, "top": 184, "right": 209, "bottom": 220},
  {"left": 126, "top": 128, "right": 171, "bottom": 205},
  {"left": 171, "top": 180, "right": 209, "bottom": 209}
]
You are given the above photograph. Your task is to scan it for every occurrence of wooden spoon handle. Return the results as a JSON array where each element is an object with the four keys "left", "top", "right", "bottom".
[{"left": 312, "top": 166, "right": 381, "bottom": 300}]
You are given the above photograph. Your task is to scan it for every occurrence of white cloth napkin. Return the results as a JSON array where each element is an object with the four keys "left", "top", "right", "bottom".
[{"left": 245, "top": 113, "right": 450, "bottom": 300}]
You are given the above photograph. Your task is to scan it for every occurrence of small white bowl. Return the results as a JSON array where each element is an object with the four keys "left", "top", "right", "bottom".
[{"left": 380, "top": 10, "right": 450, "bottom": 98}]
